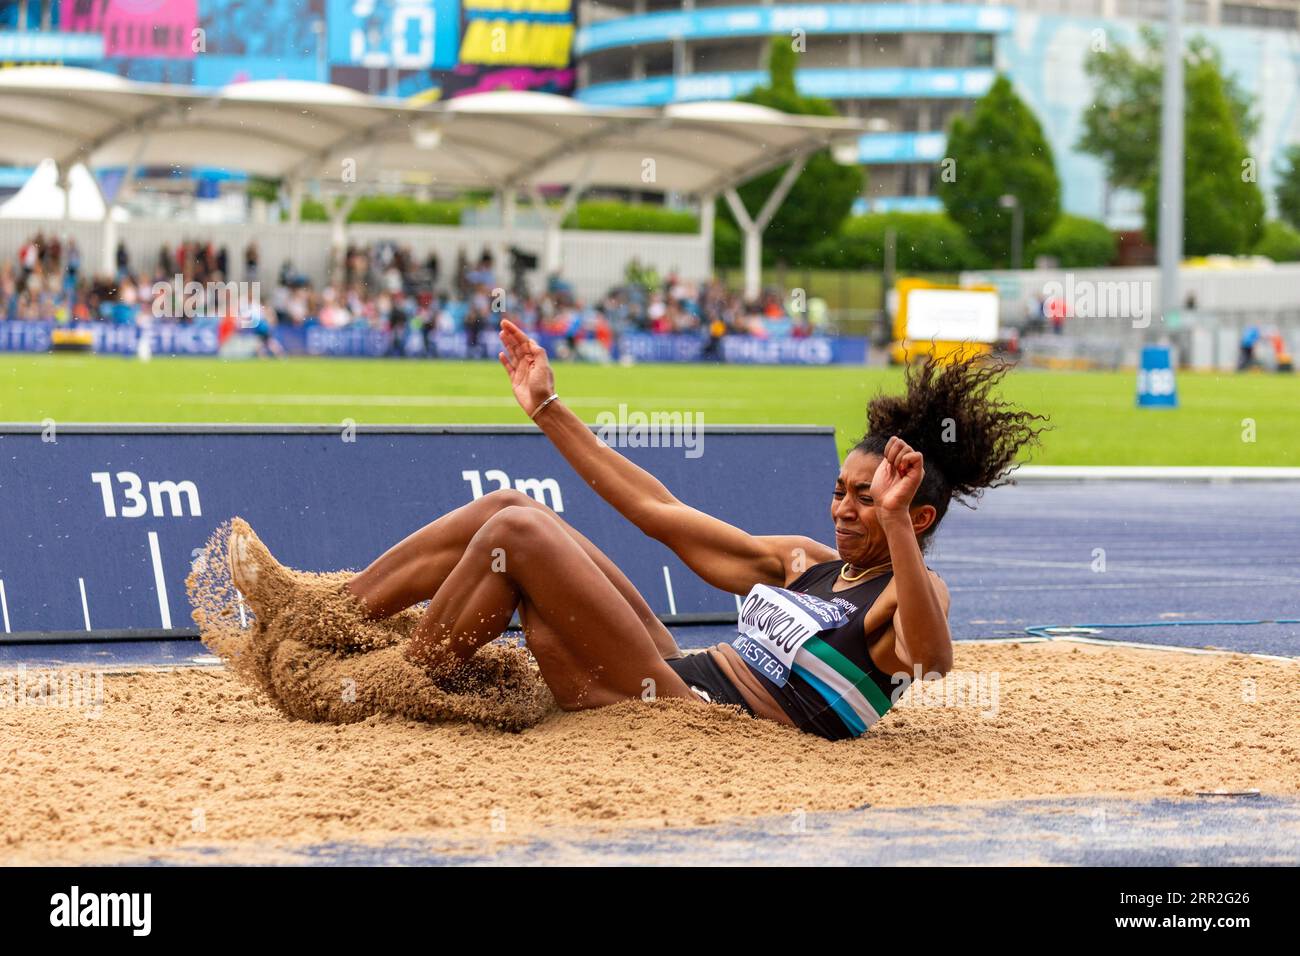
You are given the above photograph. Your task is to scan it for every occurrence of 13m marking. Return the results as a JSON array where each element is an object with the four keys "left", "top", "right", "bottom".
[
  {"left": 462, "top": 469, "right": 563, "bottom": 512},
  {"left": 91, "top": 471, "right": 202, "bottom": 518}
]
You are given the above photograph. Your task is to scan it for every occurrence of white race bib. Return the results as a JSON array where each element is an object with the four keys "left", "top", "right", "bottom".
[{"left": 731, "top": 584, "right": 847, "bottom": 688}]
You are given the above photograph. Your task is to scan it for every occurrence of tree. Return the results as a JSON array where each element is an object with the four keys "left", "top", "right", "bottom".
[
  {"left": 1080, "top": 29, "right": 1265, "bottom": 254},
  {"left": 936, "top": 75, "right": 1060, "bottom": 267},
  {"left": 717, "top": 38, "right": 863, "bottom": 266},
  {"left": 1276, "top": 145, "right": 1300, "bottom": 231},
  {"left": 1140, "top": 52, "right": 1265, "bottom": 255},
  {"left": 1079, "top": 28, "right": 1258, "bottom": 191}
]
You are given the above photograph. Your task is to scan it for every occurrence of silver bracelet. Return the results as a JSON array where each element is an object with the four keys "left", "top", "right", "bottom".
[{"left": 530, "top": 393, "right": 560, "bottom": 421}]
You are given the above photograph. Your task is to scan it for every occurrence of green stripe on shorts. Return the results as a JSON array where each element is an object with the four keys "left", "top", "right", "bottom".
[{"left": 801, "top": 636, "right": 895, "bottom": 718}]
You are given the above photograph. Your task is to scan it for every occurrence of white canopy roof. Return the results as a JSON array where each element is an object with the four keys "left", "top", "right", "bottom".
[{"left": 0, "top": 67, "right": 863, "bottom": 197}]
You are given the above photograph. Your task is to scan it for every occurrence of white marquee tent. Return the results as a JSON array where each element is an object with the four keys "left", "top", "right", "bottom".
[{"left": 0, "top": 157, "right": 125, "bottom": 221}]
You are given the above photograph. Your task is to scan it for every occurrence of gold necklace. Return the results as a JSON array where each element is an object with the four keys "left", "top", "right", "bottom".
[{"left": 840, "top": 560, "right": 892, "bottom": 583}]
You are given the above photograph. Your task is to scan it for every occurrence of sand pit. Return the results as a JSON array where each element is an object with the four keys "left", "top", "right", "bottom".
[{"left": 3, "top": 640, "right": 1298, "bottom": 864}]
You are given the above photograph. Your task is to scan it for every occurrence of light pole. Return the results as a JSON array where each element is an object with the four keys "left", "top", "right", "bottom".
[
  {"left": 1158, "top": 0, "right": 1185, "bottom": 338},
  {"left": 999, "top": 194, "right": 1023, "bottom": 269},
  {"left": 1138, "top": 0, "right": 1184, "bottom": 410}
]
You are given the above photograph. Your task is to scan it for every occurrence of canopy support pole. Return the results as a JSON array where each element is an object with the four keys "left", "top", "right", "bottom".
[
  {"left": 495, "top": 186, "right": 517, "bottom": 292},
  {"left": 330, "top": 193, "right": 360, "bottom": 286},
  {"left": 526, "top": 158, "right": 593, "bottom": 281},
  {"left": 525, "top": 186, "right": 562, "bottom": 284},
  {"left": 100, "top": 134, "right": 150, "bottom": 276},
  {"left": 287, "top": 177, "right": 304, "bottom": 227},
  {"left": 56, "top": 161, "right": 71, "bottom": 226},
  {"left": 284, "top": 177, "right": 305, "bottom": 278},
  {"left": 698, "top": 192, "right": 716, "bottom": 282},
  {"left": 722, "top": 151, "right": 808, "bottom": 301}
]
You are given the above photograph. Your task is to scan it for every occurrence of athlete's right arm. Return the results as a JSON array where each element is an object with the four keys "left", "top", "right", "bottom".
[
  {"left": 498, "top": 320, "right": 832, "bottom": 593},
  {"left": 538, "top": 394, "right": 829, "bottom": 593}
]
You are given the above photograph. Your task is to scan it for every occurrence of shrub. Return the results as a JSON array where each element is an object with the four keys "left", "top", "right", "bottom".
[
  {"left": 805, "top": 212, "right": 984, "bottom": 271},
  {"left": 563, "top": 201, "right": 697, "bottom": 233},
  {"left": 1026, "top": 214, "right": 1118, "bottom": 267},
  {"left": 1253, "top": 220, "right": 1300, "bottom": 262}
]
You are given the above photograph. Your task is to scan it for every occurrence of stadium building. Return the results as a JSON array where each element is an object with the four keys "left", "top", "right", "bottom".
[
  {"left": 0, "top": 1, "right": 579, "bottom": 206},
  {"left": 573, "top": 1, "right": 1300, "bottom": 226},
  {"left": 0, "top": 1, "right": 1296, "bottom": 225}
]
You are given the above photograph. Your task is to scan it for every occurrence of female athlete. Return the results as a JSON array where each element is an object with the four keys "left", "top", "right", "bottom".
[{"left": 228, "top": 319, "right": 1045, "bottom": 740}]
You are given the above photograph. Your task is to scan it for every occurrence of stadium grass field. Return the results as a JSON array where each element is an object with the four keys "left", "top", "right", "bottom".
[{"left": 2, "top": 353, "right": 1296, "bottom": 465}]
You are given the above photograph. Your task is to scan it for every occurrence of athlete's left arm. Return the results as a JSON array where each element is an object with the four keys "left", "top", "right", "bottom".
[
  {"left": 875, "top": 437, "right": 954, "bottom": 676},
  {"left": 885, "top": 565, "right": 952, "bottom": 676}
]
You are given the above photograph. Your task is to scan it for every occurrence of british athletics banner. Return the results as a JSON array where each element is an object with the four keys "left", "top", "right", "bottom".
[
  {"left": 287, "top": 328, "right": 869, "bottom": 364},
  {"left": 616, "top": 332, "right": 869, "bottom": 365},
  {"left": 0, "top": 321, "right": 868, "bottom": 365},
  {"left": 0, "top": 320, "right": 219, "bottom": 356}
]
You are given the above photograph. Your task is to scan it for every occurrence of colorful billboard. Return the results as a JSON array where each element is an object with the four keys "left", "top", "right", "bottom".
[
  {"left": 59, "top": 0, "right": 198, "bottom": 59},
  {"left": 327, "top": 0, "right": 574, "bottom": 97},
  {"left": 45, "top": 0, "right": 572, "bottom": 95},
  {"left": 326, "top": 0, "right": 461, "bottom": 72},
  {"left": 461, "top": 0, "right": 572, "bottom": 69}
]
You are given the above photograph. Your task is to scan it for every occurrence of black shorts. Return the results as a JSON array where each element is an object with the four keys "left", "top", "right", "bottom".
[{"left": 666, "top": 651, "right": 754, "bottom": 716}]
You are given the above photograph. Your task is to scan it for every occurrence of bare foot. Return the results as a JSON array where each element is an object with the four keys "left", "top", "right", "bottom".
[{"left": 227, "top": 517, "right": 295, "bottom": 626}]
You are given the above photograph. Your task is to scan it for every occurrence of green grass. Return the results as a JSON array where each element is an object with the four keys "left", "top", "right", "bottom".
[{"left": 1, "top": 354, "right": 1296, "bottom": 465}]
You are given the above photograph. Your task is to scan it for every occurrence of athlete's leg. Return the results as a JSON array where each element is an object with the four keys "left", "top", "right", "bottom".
[
  {"left": 347, "top": 489, "right": 681, "bottom": 659},
  {"left": 406, "top": 505, "right": 696, "bottom": 710}
]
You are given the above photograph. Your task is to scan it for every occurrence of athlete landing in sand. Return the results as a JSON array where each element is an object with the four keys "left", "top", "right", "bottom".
[{"left": 229, "top": 320, "right": 1045, "bottom": 740}]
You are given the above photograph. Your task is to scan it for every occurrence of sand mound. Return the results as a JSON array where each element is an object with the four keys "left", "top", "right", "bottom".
[
  {"left": 186, "top": 520, "right": 553, "bottom": 733},
  {"left": 3, "top": 640, "right": 1298, "bottom": 864}
]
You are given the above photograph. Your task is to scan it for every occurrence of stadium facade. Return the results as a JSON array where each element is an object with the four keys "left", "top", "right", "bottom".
[
  {"left": 0, "top": 1, "right": 1296, "bottom": 225},
  {"left": 574, "top": 0, "right": 1300, "bottom": 225}
]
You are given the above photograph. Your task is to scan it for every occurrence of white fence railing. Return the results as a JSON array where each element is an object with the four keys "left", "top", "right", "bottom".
[
  {"left": 963, "top": 264, "right": 1300, "bottom": 369},
  {"left": 963, "top": 264, "right": 1300, "bottom": 320}
]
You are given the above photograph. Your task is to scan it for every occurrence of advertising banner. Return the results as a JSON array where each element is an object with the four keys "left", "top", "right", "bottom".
[{"left": 60, "top": 0, "right": 198, "bottom": 59}]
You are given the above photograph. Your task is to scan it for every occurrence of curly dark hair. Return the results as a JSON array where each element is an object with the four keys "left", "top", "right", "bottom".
[{"left": 854, "top": 351, "right": 1049, "bottom": 537}]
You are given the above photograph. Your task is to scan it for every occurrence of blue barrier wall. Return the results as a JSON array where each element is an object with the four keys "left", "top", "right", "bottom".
[
  {"left": 0, "top": 425, "right": 839, "bottom": 637},
  {"left": 0, "top": 321, "right": 870, "bottom": 365},
  {"left": 0, "top": 320, "right": 219, "bottom": 356}
]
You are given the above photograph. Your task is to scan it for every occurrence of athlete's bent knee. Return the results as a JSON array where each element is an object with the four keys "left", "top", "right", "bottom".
[
  {"left": 477, "top": 488, "right": 536, "bottom": 514},
  {"left": 481, "top": 504, "right": 556, "bottom": 552}
]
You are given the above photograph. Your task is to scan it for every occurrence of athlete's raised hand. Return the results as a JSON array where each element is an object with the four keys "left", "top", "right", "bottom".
[
  {"left": 872, "top": 436, "right": 926, "bottom": 517},
  {"left": 498, "top": 318, "right": 556, "bottom": 417}
]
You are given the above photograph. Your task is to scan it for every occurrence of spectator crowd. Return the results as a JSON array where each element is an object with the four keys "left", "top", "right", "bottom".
[{"left": 1, "top": 232, "right": 822, "bottom": 357}]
